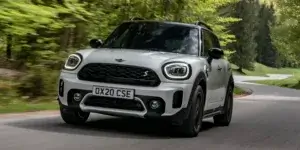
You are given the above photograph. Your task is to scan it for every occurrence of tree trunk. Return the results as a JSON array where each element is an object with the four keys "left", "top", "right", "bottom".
[
  {"left": 237, "top": 67, "right": 243, "bottom": 73},
  {"left": 6, "top": 34, "right": 12, "bottom": 59}
]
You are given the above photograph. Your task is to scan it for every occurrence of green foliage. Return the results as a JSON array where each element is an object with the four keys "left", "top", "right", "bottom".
[
  {"left": 0, "top": 78, "right": 18, "bottom": 105},
  {"left": 252, "top": 74, "right": 300, "bottom": 90},
  {"left": 232, "top": 63, "right": 300, "bottom": 76},
  {"left": 229, "top": 0, "right": 261, "bottom": 71},
  {"left": 16, "top": 65, "right": 59, "bottom": 99},
  {"left": 270, "top": 0, "right": 300, "bottom": 67},
  {"left": 0, "top": 101, "right": 58, "bottom": 114},
  {"left": 1, "top": 0, "right": 300, "bottom": 108},
  {"left": 0, "top": 0, "right": 239, "bottom": 60},
  {"left": 255, "top": 3, "right": 278, "bottom": 68},
  {"left": 0, "top": 0, "right": 244, "bottom": 107},
  {"left": 233, "top": 86, "right": 250, "bottom": 96}
]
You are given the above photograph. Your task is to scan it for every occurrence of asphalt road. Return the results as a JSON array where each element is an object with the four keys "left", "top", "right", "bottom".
[{"left": 1, "top": 75, "right": 300, "bottom": 150}]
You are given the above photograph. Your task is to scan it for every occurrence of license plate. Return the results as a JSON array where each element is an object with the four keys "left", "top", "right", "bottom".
[{"left": 92, "top": 86, "right": 135, "bottom": 100}]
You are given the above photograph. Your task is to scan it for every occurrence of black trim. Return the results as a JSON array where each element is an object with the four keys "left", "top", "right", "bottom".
[
  {"left": 144, "top": 72, "right": 207, "bottom": 125},
  {"left": 203, "top": 106, "right": 223, "bottom": 118},
  {"left": 130, "top": 17, "right": 145, "bottom": 20},
  {"left": 136, "top": 95, "right": 166, "bottom": 116},
  {"left": 195, "top": 21, "right": 213, "bottom": 31},
  {"left": 183, "top": 71, "right": 207, "bottom": 120},
  {"left": 84, "top": 96, "right": 145, "bottom": 111},
  {"left": 144, "top": 106, "right": 190, "bottom": 125},
  {"left": 62, "top": 53, "right": 83, "bottom": 71},
  {"left": 173, "top": 91, "right": 183, "bottom": 108},
  {"left": 67, "top": 89, "right": 92, "bottom": 106},
  {"left": 58, "top": 79, "right": 64, "bottom": 97},
  {"left": 58, "top": 97, "right": 82, "bottom": 111},
  {"left": 161, "top": 61, "right": 192, "bottom": 81},
  {"left": 77, "top": 63, "right": 161, "bottom": 87}
]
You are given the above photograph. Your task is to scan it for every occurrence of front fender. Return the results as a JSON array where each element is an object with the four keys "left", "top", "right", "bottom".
[{"left": 182, "top": 71, "right": 207, "bottom": 121}]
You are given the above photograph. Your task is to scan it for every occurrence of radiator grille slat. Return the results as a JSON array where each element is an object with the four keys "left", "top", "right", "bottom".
[{"left": 77, "top": 63, "right": 161, "bottom": 87}]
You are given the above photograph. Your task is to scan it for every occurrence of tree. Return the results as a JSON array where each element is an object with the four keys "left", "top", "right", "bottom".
[
  {"left": 229, "top": 0, "right": 260, "bottom": 71},
  {"left": 270, "top": 0, "right": 300, "bottom": 67},
  {"left": 255, "top": 3, "right": 278, "bottom": 67}
]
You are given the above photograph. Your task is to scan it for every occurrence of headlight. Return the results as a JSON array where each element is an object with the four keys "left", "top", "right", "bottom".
[
  {"left": 63, "top": 53, "right": 82, "bottom": 70},
  {"left": 163, "top": 62, "right": 191, "bottom": 80}
]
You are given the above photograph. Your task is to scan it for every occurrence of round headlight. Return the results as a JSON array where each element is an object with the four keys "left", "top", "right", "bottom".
[
  {"left": 64, "top": 53, "right": 82, "bottom": 70},
  {"left": 163, "top": 62, "right": 191, "bottom": 80}
]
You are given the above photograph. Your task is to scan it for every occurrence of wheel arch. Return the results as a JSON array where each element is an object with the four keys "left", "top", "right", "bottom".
[
  {"left": 228, "top": 74, "right": 234, "bottom": 89},
  {"left": 183, "top": 71, "right": 207, "bottom": 120}
]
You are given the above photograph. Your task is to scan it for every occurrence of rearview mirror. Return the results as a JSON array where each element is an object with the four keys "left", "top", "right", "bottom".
[
  {"left": 208, "top": 48, "right": 224, "bottom": 59},
  {"left": 89, "top": 39, "right": 103, "bottom": 48}
]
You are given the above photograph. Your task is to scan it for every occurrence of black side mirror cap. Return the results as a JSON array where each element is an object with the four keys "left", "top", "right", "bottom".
[
  {"left": 208, "top": 48, "right": 224, "bottom": 59},
  {"left": 89, "top": 39, "right": 103, "bottom": 48}
]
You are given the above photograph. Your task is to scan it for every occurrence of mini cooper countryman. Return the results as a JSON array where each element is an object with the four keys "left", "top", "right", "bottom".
[{"left": 57, "top": 18, "right": 234, "bottom": 137}]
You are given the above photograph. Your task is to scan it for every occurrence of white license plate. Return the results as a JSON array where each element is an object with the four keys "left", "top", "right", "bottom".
[{"left": 92, "top": 86, "right": 135, "bottom": 100}]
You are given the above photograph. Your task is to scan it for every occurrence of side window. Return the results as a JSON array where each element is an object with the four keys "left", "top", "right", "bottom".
[
  {"left": 210, "top": 33, "right": 221, "bottom": 49},
  {"left": 201, "top": 29, "right": 221, "bottom": 57},
  {"left": 202, "top": 30, "right": 213, "bottom": 57}
]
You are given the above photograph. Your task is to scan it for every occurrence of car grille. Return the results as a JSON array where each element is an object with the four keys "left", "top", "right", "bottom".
[
  {"left": 84, "top": 96, "right": 145, "bottom": 111},
  {"left": 77, "top": 63, "right": 161, "bottom": 87}
]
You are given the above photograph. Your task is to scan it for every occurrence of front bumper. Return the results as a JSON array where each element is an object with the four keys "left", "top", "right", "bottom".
[{"left": 58, "top": 72, "right": 194, "bottom": 119}]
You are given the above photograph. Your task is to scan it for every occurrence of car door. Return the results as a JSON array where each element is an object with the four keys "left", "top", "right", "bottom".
[
  {"left": 201, "top": 29, "right": 224, "bottom": 106},
  {"left": 209, "top": 32, "right": 227, "bottom": 102}
]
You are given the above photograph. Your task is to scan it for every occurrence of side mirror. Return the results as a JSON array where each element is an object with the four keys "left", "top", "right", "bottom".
[
  {"left": 89, "top": 39, "right": 103, "bottom": 48},
  {"left": 208, "top": 48, "right": 224, "bottom": 59}
]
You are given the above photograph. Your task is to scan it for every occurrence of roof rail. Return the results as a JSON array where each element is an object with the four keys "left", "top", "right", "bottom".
[
  {"left": 195, "top": 21, "right": 213, "bottom": 31},
  {"left": 130, "top": 17, "right": 145, "bottom": 21}
]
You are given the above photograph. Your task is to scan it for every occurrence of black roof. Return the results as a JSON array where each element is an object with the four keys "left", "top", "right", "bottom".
[{"left": 124, "top": 19, "right": 213, "bottom": 31}]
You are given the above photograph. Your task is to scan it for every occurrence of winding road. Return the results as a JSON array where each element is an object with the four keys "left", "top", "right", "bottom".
[{"left": 1, "top": 74, "right": 300, "bottom": 150}]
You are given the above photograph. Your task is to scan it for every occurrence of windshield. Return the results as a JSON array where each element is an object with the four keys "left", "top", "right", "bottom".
[{"left": 102, "top": 22, "right": 200, "bottom": 55}]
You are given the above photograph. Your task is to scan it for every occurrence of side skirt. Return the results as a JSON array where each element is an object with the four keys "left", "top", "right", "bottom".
[{"left": 203, "top": 106, "right": 224, "bottom": 119}]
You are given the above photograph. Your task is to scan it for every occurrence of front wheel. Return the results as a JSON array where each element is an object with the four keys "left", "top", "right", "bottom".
[
  {"left": 213, "top": 84, "right": 233, "bottom": 126},
  {"left": 175, "top": 85, "right": 205, "bottom": 137},
  {"left": 60, "top": 106, "right": 90, "bottom": 125}
]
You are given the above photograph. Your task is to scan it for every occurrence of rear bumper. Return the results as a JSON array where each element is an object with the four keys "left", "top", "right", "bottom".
[{"left": 57, "top": 72, "right": 193, "bottom": 121}]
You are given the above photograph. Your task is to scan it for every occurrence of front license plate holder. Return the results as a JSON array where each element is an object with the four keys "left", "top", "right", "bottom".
[{"left": 92, "top": 86, "right": 135, "bottom": 100}]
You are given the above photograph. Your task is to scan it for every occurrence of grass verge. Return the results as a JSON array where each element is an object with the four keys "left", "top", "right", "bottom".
[
  {"left": 232, "top": 63, "right": 300, "bottom": 76},
  {"left": 234, "top": 86, "right": 252, "bottom": 97},
  {"left": 0, "top": 100, "right": 58, "bottom": 114},
  {"left": 0, "top": 76, "right": 59, "bottom": 114},
  {"left": 250, "top": 74, "right": 300, "bottom": 90}
]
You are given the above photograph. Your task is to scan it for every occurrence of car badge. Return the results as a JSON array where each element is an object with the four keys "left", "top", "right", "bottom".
[
  {"left": 142, "top": 71, "right": 149, "bottom": 77},
  {"left": 115, "top": 58, "right": 125, "bottom": 62}
]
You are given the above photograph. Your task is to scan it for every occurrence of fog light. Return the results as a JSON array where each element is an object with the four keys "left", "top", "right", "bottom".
[
  {"left": 73, "top": 93, "right": 82, "bottom": 101},
  {"left": 149, "top": 100, "right": 161, "bottom": 109}
]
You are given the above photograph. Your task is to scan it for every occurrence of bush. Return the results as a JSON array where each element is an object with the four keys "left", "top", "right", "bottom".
[
  {"left": 0, "top": 77, "right": 19, "bottom": 105},
  {"left": 16, "top": 65, "right": 60, "bottom": 99}
]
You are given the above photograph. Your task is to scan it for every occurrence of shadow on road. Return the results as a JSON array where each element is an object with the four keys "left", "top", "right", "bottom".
[{"left": 5, "top": 115, "right": 217, "bottom": 139}]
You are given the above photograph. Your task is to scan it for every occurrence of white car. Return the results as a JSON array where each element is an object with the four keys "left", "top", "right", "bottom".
[{"left": 57, "top": 19, "right": 234, "bottom": 137}]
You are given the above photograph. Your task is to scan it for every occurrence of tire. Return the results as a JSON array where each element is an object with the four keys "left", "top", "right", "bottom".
[
  {"left": 176, "top": 85, "right": 205, "bottom": 137},
  {"left": 213, "top": 83, "right": 233, "bottom": 126},
  {"left": 60, "top": 106, "right": 90, "bottom": 125}
]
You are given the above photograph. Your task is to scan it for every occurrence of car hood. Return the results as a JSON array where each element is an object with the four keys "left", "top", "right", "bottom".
[{"left": 78, "top": 48, "right": 201, "bottom": 69}]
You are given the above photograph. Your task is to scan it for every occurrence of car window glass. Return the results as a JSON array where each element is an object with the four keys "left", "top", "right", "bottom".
[
  {"left": 102, "top": 22, "right": 200, "bottom": 55},
  {"left": 202, "top": 30, "right": 213, "bottom": 57},
  {"left": 202, "top": 29, "right": 221, "bottom": 57},
  {"left": 210, "top": 33, "right": 221, "bottom": 48}
]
